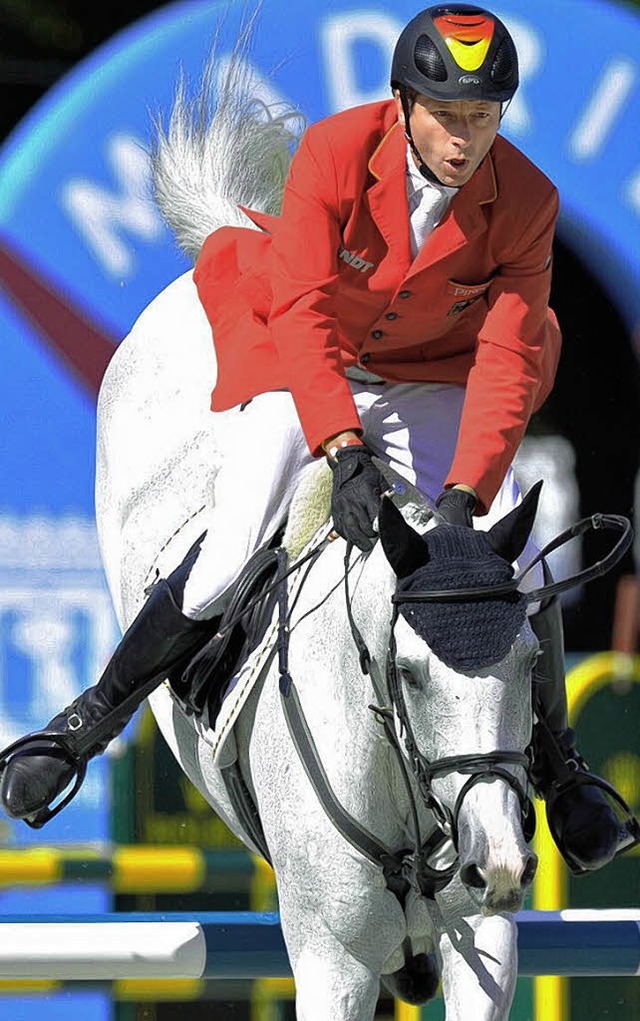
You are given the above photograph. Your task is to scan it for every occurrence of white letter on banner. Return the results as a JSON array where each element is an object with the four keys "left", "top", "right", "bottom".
[
  {"left": 321, "top": 12, "right": 402, "bottom": 113},
  {"left": 568, "top": 59, "right": 636, "bottom": 160},
  {"left": 498, "top": 14, "right": 542, "bottom": 137},
  {"left": 62, "top": 134, "right": 164, "bottom": 277}
]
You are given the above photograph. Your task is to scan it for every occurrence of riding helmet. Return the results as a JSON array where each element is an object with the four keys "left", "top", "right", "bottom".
[{"left": 391, "top": 4, "right": 519, "bottom": 104}]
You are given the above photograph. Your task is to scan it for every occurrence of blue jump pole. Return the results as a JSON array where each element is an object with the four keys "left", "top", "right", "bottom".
[{"left": 0, "top": 910, "right": 637, "bottom": 980}]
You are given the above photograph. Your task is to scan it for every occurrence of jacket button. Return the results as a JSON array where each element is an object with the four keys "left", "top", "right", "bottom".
[
  {"left": 361, "top": 353, "right": 371, "bottom": 364},
  {"left": 399, "top": 290, "right": 412, "bottom": 299},
  {"left": 385, "top": 312, "right": 398, "bottom": 320},
  {"left": 371, "top": 329, "right": 384, "bottom": 339}
]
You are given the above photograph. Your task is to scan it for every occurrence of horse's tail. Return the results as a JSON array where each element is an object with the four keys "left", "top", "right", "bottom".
[{"left": 151, "top": 17, "right": 304, "bottom": 262}]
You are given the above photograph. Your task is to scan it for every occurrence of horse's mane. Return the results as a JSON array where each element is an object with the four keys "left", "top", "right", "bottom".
[{"left": 151, "top": 8, "right": 304, "bottom": 261}]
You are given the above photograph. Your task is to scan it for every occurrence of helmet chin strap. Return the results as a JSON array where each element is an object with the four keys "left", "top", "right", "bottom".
[
  {"left": 399, "top": 87, "right": 462, "bottom": 190},
  {"left": 406, "top": 132, "right": 457, "bottom": 188}
]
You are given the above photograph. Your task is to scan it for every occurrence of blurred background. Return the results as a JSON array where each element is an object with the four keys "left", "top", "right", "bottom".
[{"left": 0, "top": 2, "right": 638, "bottom": 1020}]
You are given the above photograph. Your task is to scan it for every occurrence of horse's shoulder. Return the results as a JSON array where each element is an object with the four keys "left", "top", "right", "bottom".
[
  {"left": 125, "top": 270, "right": 209, "bottom": 353},
  {"left": 100, "top": 270, "right": 214, "bottom": 412}
]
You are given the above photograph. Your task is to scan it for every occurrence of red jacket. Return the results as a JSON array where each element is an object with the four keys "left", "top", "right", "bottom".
[{"left": 194, "top": 100, "right": 561, "bottom": 512}]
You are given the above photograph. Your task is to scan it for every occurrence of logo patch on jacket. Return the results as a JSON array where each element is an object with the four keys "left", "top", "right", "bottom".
[
  {"left": 339, "top": 248, "right": 375, "bottom": 273},
  {"left": 447, "top": 278, "right": 491, "bottom": 316},
  {"left": 448, "top": 295, "right": 484, "bottom": 316}
]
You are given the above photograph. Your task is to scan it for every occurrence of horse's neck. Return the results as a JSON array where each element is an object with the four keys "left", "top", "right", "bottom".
[{"left": 289, "top": 538, "right": 395, "bottom": 700}]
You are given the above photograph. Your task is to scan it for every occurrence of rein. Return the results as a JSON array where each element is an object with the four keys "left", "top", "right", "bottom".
[{"left": 395, "top": 512, "right": 632, "bottom": 604}]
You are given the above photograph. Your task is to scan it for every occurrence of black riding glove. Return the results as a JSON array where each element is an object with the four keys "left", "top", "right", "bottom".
[
  {"left": 328, "top": 445, "right": 385, "bottom": 552},
  {"left": 435, "top": 488, "right": 477, "bottom": 527}
]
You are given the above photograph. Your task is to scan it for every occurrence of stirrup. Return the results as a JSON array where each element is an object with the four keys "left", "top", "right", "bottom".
[
  {"left": 545, "top": 768, "right": 640, "bottom": 876},
  {"left": 0, "top": 732, "right": 87, "bottom": 829}
]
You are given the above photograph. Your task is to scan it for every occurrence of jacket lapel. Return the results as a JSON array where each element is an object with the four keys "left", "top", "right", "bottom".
[{"left": 365, "top": 123, "right": 413, "bottom": 276}]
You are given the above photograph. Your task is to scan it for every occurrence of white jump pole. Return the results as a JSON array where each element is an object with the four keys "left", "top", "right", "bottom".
[{"left": 0, "top": 910, "right": 637, "bottom": 980}]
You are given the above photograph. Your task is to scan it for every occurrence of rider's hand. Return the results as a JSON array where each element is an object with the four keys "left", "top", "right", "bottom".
[
  {"left": 435, "top": 487, "right": 477, "bottom": 527},
  {"left": 328, "top": 444, "right": 385, "bottom": 551}
]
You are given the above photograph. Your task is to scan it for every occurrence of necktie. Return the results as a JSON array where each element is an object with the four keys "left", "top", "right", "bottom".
[{"left": 408, "top": 183, "right": 450, "bottom": 257}]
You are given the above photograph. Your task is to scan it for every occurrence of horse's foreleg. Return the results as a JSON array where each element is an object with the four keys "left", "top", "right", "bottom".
[
  {"left": 289, "top": 938, "right": 382, "bottom": 1021},
  {"left": 276, "top": 876, "right": 404, "bottom": 1021},
  {"left": 437, "top": 912, "right": 518, "bottom": 1021}
]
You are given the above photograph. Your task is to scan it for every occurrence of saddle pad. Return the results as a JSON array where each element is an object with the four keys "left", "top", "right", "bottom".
[
  {"left": 282, "top": 457, "right": 430, "bottom": 560},
  {"left": 282, "top": 458, "right": 333, "bottom": 561}
]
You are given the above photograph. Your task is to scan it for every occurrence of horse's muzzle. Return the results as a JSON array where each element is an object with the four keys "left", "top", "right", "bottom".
[{"left": 460, "top": 851, "right": 538, "bottom": 915}]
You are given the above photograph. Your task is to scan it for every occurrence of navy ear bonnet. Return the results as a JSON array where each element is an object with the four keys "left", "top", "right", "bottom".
[{"left": 396, "top": 524, "right": 527, "bottom": 672}]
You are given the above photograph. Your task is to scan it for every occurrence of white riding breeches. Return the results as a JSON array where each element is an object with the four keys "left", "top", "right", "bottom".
[{"left": 180, "top": 381, "right": 540, "bottom": 619}]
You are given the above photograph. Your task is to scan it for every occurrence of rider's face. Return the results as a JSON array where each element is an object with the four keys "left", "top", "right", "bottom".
[{"left": 395, "top": 92, "right": 501, "bottom": 187}]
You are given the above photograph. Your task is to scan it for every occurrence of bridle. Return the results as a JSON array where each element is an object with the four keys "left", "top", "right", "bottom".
[
  {"left": 342, "top": 511, "right": 632, "bottom": 894},
  {"left": 3, "top": 504, "right": 630, "bottom": 896},
  {"left": 345, "top": 560, "right": 533, "bottom": 896},
  {"left": 385, "top": 618, "right": 532, "bottom": 841}
]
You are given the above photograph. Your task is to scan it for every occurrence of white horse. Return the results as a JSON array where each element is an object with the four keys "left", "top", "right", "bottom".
[{"left": 94, "top": 56, "right": 541, "bottom": 1020}]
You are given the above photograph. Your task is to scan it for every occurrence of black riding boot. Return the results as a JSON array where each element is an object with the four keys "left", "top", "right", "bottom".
[
  {"left": 0, "top": 579, "right": 212, "bottom": 825},
  {"left": 530, "top": 594, "right": 635, "bottom": 873}
]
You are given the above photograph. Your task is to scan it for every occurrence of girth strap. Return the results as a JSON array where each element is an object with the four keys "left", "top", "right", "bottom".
[{"left": 220, "top": 760, "right": 272, "bottom": 865}]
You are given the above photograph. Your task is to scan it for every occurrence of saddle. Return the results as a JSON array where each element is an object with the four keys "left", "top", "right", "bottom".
[{"left": 168, "top": 536, "right": 283, "bottom": 721}]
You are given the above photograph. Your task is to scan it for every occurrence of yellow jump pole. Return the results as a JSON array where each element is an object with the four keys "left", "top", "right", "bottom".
[{"left": 395, "top": 1001, "right": 421, "bottom": 1020}]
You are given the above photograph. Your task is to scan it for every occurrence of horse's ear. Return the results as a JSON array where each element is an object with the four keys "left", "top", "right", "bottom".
[
  {"left": 379, "top": 497, "right": 430, "bottom": 578},
  {"left": 487, "top": 481, "right": 543, "bottom": 564}
]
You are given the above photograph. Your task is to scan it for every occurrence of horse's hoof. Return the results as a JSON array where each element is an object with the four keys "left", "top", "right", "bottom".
[
  {"left": 381, "top": 952, "right": 440, "bottom": 1005},
  {"left": 0, "top": 751, "right": 75, "bottom": 820}
]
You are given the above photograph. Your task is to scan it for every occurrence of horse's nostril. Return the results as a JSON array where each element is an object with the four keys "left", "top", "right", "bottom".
[
  {"left": 520, "top": 855, "right": 538, "bottom": 888},
  {"left": 460, "top": 863, "right": 487, "bottom": 890}
]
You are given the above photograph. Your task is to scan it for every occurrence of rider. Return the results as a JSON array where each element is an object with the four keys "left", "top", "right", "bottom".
[{"left": 0, "top": 4, "right": 633, "bottom": 872}]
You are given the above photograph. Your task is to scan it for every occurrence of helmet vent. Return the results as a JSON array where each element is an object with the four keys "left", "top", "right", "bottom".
[
  {"left": 491, "top": 39, "right": 516, "bottom": 85},
  {"left": 414, "top": 33, "right": 448, "bottom": 82}
]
